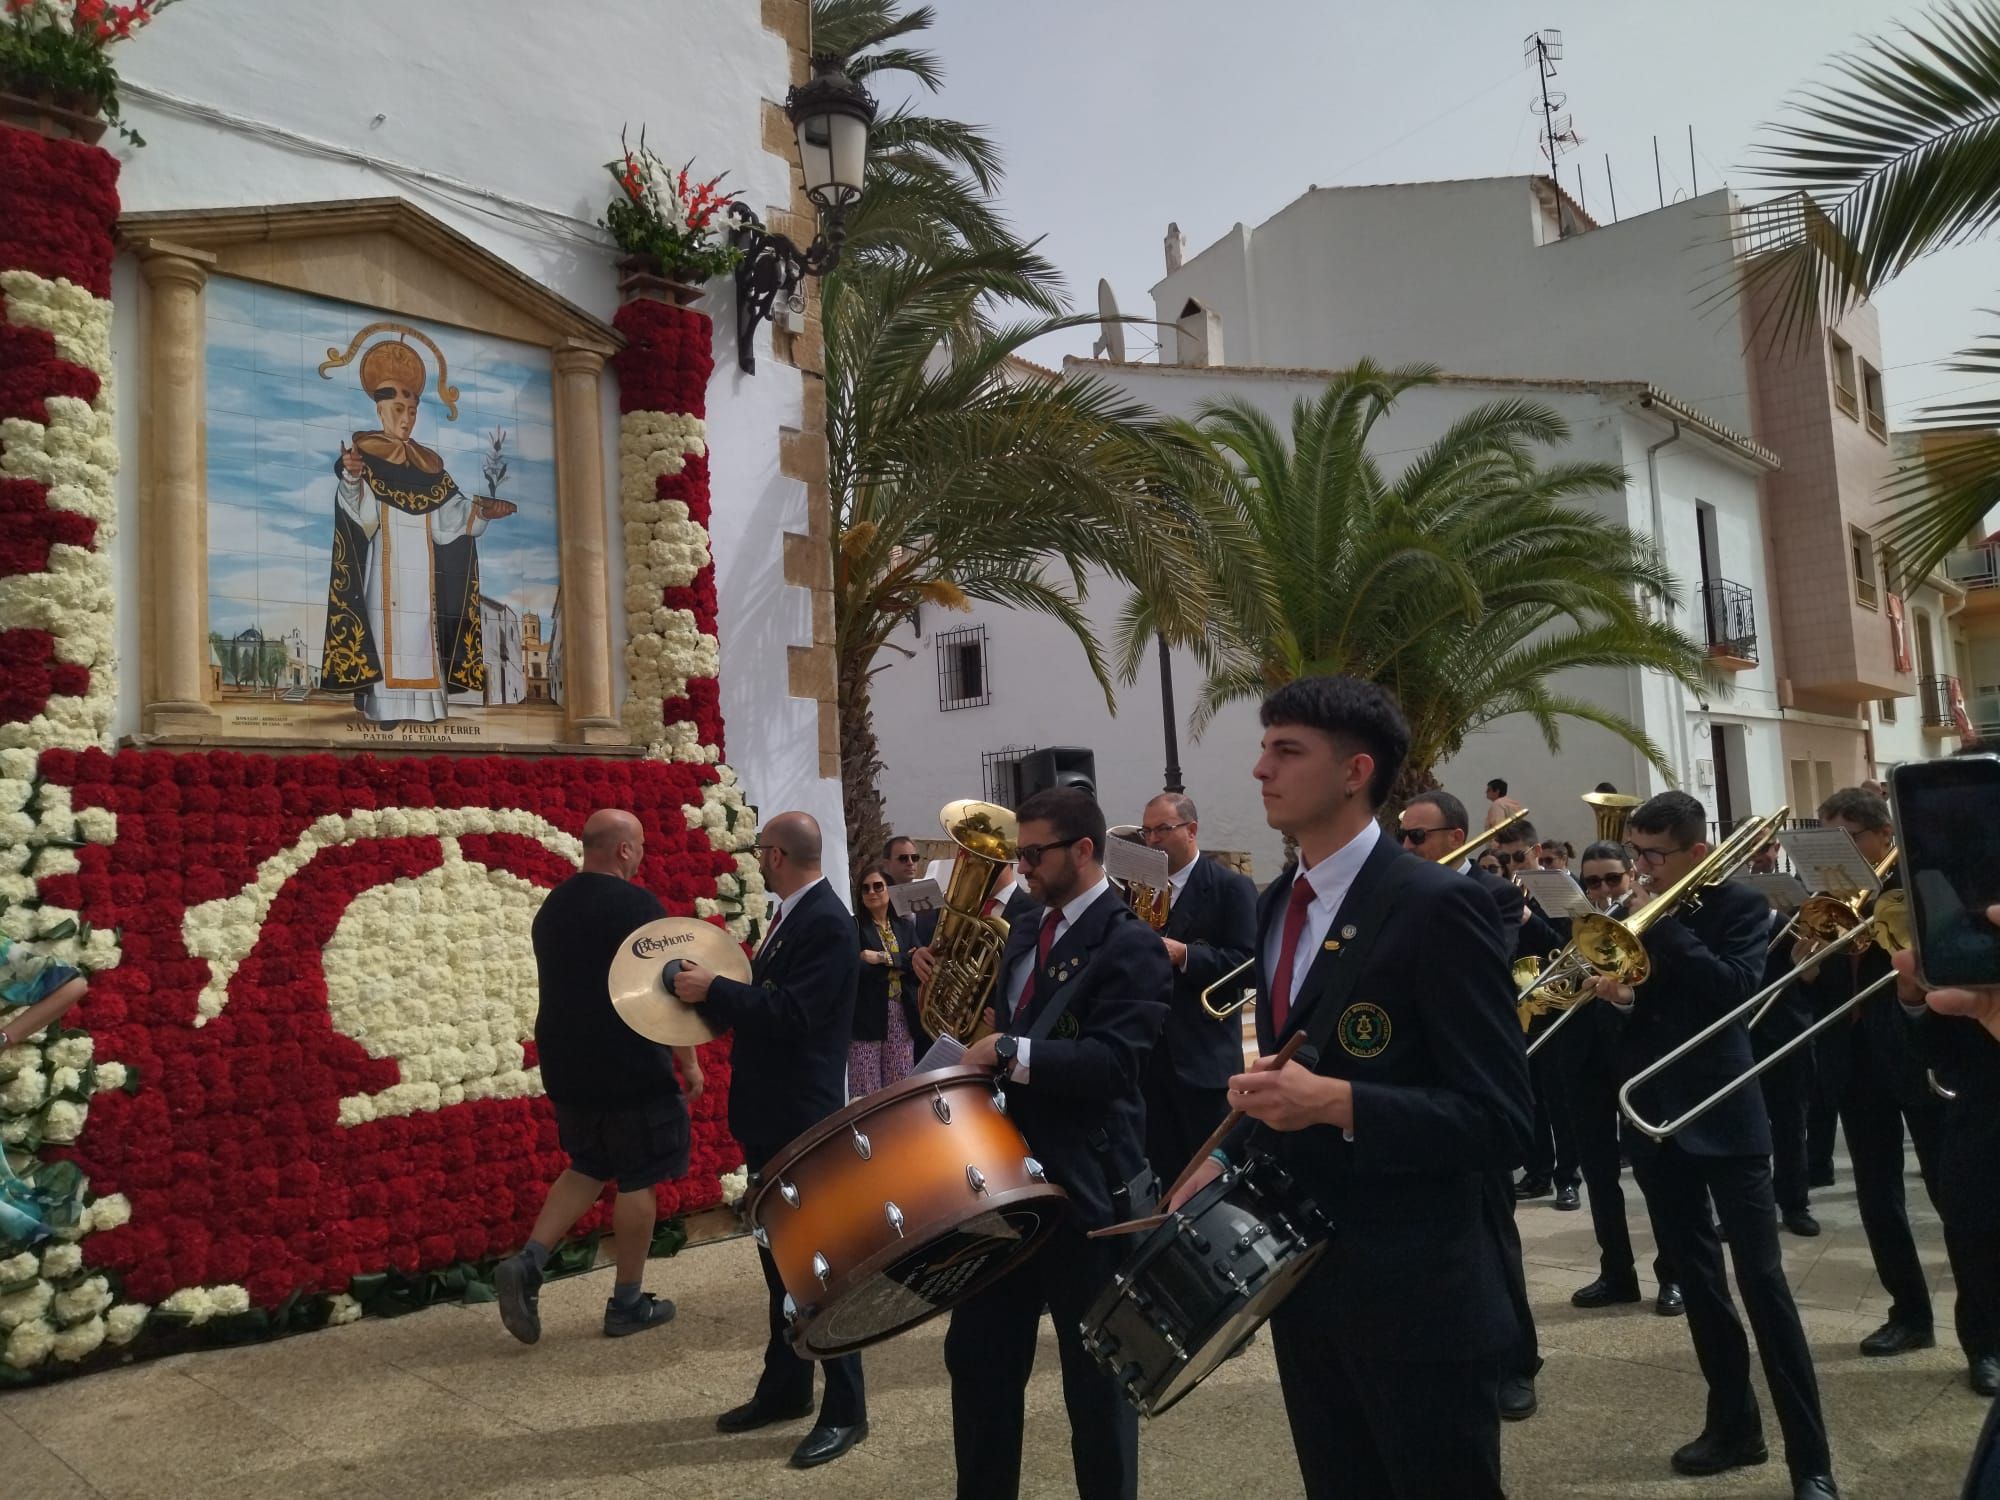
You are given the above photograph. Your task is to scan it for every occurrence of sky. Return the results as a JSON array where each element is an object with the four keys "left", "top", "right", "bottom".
[
  {"left": 203, "top": 275, "right": 560, "bottom": 682},
  {"left": 912, "top": 0, "right": 1993, "bottom": 418}
]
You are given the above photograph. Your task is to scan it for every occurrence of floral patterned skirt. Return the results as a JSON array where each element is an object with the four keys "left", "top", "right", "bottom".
[{"left": 847, "top": 992, "right": 916, "bottom": 1100}]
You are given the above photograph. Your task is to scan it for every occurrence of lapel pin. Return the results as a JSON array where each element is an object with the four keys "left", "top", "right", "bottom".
[
  {"left": 1341, "top": 925, "right": 1357, "bottom": 940},
  {"left": 1323, "top": 939, "right": 1341, "bottom": 952}
]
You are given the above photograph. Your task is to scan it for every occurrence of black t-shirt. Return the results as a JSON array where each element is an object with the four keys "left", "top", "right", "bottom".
[{"left": 532, "top": 872, "right": 678, "bottom": 1109}]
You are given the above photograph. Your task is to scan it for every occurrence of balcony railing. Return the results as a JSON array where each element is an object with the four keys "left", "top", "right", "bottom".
[
  {"left": 1699, "top": 578, "right": 1758, "bottom": 664},
  {"left": 1921, "top": 675, "right": 1955, "bottom": 729},
  {"left": 1947, "top": 543, "right": 2000, "bottom": 591}
]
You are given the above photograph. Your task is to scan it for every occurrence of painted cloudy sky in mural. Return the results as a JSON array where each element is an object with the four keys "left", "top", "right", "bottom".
[{"left": 203, "top": 276, "right": 561, "bottom": 687}]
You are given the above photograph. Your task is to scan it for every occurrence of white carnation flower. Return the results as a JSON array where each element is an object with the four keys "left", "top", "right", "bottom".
[
  {"left": 3, "top": 1316, "right": 55, "bottom": 1369},
  {"left": 105, "top": 1302, "right": 149, "bottom": 1345}
]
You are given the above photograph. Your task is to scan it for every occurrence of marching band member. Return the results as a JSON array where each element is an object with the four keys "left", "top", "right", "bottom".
[
  {"left": 1601, "top": 792, "right": 1835, "bottom": 1500},
  {"left": 1136, "top": 792, "right": 1258, "bottom": 1184},
  {"left": 1562, "top": 840, "right": 1683, "bottom": 1316},
  {"left": 672, "top": 812, "right": 868, "bottom": 1470},
  {"left": 1174, "top": 677, "right": 1530, "bottom": 1499},
  {"left": 1796, "top": 788, "right": 1943, "bottom": 1358},
  {"left": 951, "top": 788, "right": 1169, "bottom": 1500},
  {"left": 1493, "top": 818, "right": 1578, "bottom": 1206},
  {"left": 1398, "top": 789, "right": 1544, "bottom": 1421}
]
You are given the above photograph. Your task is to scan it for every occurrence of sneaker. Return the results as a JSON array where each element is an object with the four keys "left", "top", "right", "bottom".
[
  {"left": 495, "top": 1254, "right": 543, "bottom": 1345},
  {"left": 604, "top": 1292, "right": 677, "bottom": 1337}
]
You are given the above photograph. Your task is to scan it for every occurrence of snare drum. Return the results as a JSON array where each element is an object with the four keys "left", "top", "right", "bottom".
[
  {"left": 750, "top": 1065, "right": 1069, "bottom": 1358},
  {"left": 1081, "top": 1153, "right": 1330, "bottom": 1416}
]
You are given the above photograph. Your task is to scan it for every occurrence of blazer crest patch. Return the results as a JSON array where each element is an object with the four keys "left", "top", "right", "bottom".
[{"left": 1336, "top": 1001, "right": 1391, "bottom": 1059}]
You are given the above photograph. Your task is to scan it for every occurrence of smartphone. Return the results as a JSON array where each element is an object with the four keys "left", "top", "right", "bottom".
[{"left": 1892, "top": 755, "right": 2000, "bottom": 988}]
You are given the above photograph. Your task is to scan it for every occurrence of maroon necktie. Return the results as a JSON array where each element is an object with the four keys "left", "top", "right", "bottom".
[
  {"left": 982, "top": 894, "right": 1003, "bottom": 919},
  {"left": 1268, "top": 876, "right": 1317, "bottom": 1034},
  {"left": 1014, "top": 908, "right": 1063, "bottom": 1020}
]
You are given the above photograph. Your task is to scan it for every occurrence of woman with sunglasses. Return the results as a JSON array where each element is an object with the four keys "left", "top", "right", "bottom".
[{"left": 850, "top": 864, "right": 920, "bottom": 1096}]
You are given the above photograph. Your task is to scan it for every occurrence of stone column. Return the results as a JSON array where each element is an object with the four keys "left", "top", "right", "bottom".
[
  {"left": 551, "top": 342, "right": 623, "bottom": 744},
  {"left": 137, "top": 239, "right": 220, "bottom": 734}
]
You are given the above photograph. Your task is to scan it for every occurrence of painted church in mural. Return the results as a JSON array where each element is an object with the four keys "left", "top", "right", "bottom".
[{"left": 0, "top": 0, "right": 840, "bottom": 1380}]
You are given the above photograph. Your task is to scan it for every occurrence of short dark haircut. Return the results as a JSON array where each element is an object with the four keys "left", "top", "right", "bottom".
[
  {"left": 1819, "top": 786, "right": 1892, "bottom": 832},
  {"left": 1487, "top": 778, "right": 1508, "bottom": 795},
  {"left": 1594, "top": 781, "right": 1618, "bottom": 794},
  {"left": 1259, "top": 676, "right": 1410, "bottom": 808},
  {"left": 1579, "top": 839, "right": 1629, "bottom": 867},
  {"left": 1406, "top": 789, "right": 1469, "bottom": 836},
  {"left": 1015, "top": 787, "right": 1108, "bottom": 865},
  {"left": 1628, "top": 789, "right": 1706, "bottom": 845},
  {"left": 883, "top": 834, "right": 918, "bottom": 857},
  {"left": 1496, "top": 820, "right": 1538, "bottom": 846}
]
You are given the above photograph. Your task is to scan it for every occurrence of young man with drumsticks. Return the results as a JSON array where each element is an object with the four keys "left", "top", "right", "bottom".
[
  {"left": 952, "top": 786, "right": 1169, "bottom": 1500},
  {"left": 1169, "top": 676, "right": 1531, "bottom": 1499}
]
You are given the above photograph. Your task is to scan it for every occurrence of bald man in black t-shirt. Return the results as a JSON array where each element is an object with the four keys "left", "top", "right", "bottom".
[{"left": 495, "top": 808, "right": 703, "bottom": 1345}]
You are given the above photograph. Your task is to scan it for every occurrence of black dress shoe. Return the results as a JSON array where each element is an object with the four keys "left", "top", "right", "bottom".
[
  {"left": 1498, "top": 1374, "right": 1537, "bottom": 1421},
  {"left": 1793, "top": 1475, "right": 1839, "bottom": 1499},
  {"left": 1859, "top": 1319, "right": 1936, "bottom": 1357},
  {"left": 1553, "top": 1184, "right": 1581, "bottom": 1211},
  {"left": 1781, "top": 1208, "right": 1820, "bottom": 1238},
  {"left": 1512, "top": 1176, "right": 1553, "bottom": 1201},
  {"left": 1571, "top": 1276, "right": 1642, "bottom": 1309},
  {"left": 1970, "top": 1355, "right": 2000, "bottom": 1396},
  {"left": 1670, "top": 1430, "right": 1768, "bottom": 1476},
  {"left": 716, "top": 1396, "right": 816, "bottom": 1433},
  {"left": 790, "top": 1422, "right": 868, "bottom": 1468},
  {"left": 1655, "top": 1283, "right": 1686, "bottom": 1318}
]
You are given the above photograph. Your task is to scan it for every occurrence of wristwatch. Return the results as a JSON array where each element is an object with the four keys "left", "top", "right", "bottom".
[{"left": 992, "top": 1035, "right": 1019, "bottom": 1073}]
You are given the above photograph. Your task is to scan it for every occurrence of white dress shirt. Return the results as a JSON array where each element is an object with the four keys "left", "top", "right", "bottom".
[
  {"left": 1000, "top": 875, "right": 1114, "bottom": 1081},
  {"left": 1164, "top": 856, "right": 1197, "bottom": 969},
  {"left": 1262, "top": 819, "right": 1381, "bottom": 1012}
]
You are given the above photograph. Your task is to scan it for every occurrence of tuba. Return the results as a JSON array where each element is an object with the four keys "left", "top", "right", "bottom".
[
  {"left": 917, "top": 800, "right": 1019, "bottom": 1043},
  {"left": 1582, "top": 790, "right": 1642, "bottom": 843},
  {"left": 1107, "top": 825, "right": 1171, "bottom": 931}
]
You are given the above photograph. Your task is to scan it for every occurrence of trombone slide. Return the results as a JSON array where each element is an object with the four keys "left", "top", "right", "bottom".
[{"left": 1200, "top": 956, "right": 1258, "bottom": 1020}]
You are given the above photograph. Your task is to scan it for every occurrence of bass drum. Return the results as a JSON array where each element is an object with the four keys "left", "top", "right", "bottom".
[
  {"left": 749, "top": 1066, "right": 1068, "bottom": 1358},
  {"left": 1081, "top": 1153, "right": 1330, "bottom": 1416}
]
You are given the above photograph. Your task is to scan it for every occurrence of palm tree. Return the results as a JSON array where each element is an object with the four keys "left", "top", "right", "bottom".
[
  {"left": 1741, "top": 0, "right": 2000, "bottom": 581},
  {"left": 1117, "top": 363, "right": 1717, "bottom": 806},
  {"left": 814, "top": 0, "right": 1241, "bottom": 876}
]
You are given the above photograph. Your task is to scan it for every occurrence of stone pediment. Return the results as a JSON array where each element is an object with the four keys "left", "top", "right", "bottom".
[{"left": 119, "top": 198, "right": 619, "bottom": 356}]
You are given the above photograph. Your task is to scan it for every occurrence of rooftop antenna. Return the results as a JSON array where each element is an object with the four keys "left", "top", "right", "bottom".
[
  {"left": 1093, "top": 279, "right": 1128, "bottom": 365},
  {"left": 1525, "top": 28, "right": 1582, "bottom": 228}
]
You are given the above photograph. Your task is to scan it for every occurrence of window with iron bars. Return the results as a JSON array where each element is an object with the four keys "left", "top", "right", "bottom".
[
  {"left": 937, "top": 624, "right": 990, "bottom": 710},
  {"left": 982, "top": 745, "right": 1036, "bottom": 807}
]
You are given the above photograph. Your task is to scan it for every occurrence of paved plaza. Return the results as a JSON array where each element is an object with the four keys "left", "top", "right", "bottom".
[{"left": 2, "top": 1158, "right": 1989, "bottom": 1499}]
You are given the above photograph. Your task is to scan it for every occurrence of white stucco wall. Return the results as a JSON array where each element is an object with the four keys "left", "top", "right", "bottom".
[
  {"left": 100, "top": 0, "right": 844, "bottom": 871},
  {"left": 1154, "top": 181, "right": 1757, "bottom": 437},
  {"left": 868, "top": 359, "right": 1786, "bottom": 874}
]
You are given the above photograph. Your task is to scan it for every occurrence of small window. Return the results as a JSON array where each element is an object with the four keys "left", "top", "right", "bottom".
[
  {"left": 1830, "top": 335, "right": 1859, "bottom": 417},
  {"left": 982, "top": 744, "right": 1035, "bottom": 806},
  {"left": 1862, "top": 362, "right": 1888, "bottom": 440},
  {"left": 937, "top": 624, "right": 990, "bottom": 710},
  {"left": 1878, "top": 696, "right": 1898, "bottom": 724},
  {"left": 1851, "top": 526, "right": 1879, "bottom": 610}
]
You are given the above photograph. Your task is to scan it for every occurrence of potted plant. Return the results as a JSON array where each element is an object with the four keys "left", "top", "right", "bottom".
[
  {"left": 0, "top": 0, "right": 181, "bottom": 146},
  {"left": 601, "top": 128, "right": 743, "bottom": 305}
]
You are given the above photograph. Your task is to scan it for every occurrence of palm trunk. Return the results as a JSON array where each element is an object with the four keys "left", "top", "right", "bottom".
[
  {"left": 839, "top": 649, "right": 888, "bottom": 889},
  {"left": 1383, "top": 758, "right": 1441, "bottom": 830}
]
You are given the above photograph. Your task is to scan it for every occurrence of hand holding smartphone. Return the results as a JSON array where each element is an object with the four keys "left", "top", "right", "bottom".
[{"left": 1891, "top": 754, "right": 2000, "bottom": 989}]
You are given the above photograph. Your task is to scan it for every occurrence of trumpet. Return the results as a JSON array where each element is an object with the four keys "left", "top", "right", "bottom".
[
  {"left": 1520, "top": 810, "right": 1790, "bottom": 1056},
  {"left": 1434, "top": 806, "right": 1532, "bottom": 869},
  {"left": 1106, "top": 824, "right": 1171, "bottom": 931},
  {"left": 1618, "top": 854, "right": 1912, "bottom": 1141}
]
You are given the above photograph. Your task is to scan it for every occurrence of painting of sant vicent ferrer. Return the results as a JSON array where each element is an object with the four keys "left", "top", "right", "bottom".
[{"left": 205, "top": 278, "right": 563, "bottom": 739}]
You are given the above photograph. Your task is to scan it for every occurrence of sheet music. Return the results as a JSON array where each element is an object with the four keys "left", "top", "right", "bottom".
[
  {"left": 1519, "top": 869, "right": 1586, "bottom": 916},
  {"left": 913, "top": 1034, "right": 967, "bottom": 1074},
  {"left": 1777, "top": 828, "right": 1879, "bottom": 899},
  {"left": 1734, "top": 872, "right": 1810, "bottom": 912},
  {"left": 888, "top": 877, "right": 945, "bottom": 917},
  {"left": 1102, "top": 836, "right": 1169, "bottom": 889}
]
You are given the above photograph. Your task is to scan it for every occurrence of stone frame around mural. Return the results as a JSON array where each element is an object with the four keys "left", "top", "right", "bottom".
[{"left": 119, "top": 198, "right": 630, "bottom": 755}]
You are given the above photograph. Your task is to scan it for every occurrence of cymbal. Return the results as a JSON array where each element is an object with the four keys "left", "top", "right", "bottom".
[{"left": 607, "top": 917, "right": 751, "bottom": 1047}]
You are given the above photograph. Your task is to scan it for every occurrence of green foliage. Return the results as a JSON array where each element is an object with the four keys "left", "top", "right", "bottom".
[{"left": 0, "top": 0, "right": 184, "bottom": 147}]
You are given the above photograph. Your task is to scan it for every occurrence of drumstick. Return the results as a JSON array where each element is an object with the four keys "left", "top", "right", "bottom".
[{"left": 1085, "top": 1031, "right": 1309, "bottom": 1242}]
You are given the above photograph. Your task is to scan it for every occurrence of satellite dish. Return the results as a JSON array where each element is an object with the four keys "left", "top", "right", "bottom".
[{"left": 1093, "top": 279, "right": 1127, "bottom": 364}]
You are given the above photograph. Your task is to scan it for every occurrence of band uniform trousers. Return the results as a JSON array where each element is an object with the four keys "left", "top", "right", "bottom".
[
  {"left": 1839, "top": 1060, "right": 1945, "bottom": 1329},
  {"left": 1565, "top": 1010, "right": 1674, "bottom": 1289},
  {"left": 1489, "top": 1170, "right": 1539, "bottom": 1380},
  {"left": 743, "top": 1142, "right": 864, "bottom": 1426},
  {"left": 1632, "top": 1144, "right": 1831, "bottom": 1476},
  {"left": 944, "top": 1220, "right": 1139, "bottom": 1500},
  {"left": 1524, "top": 1034, "right": 1581, "bottom": 1188},
  {"left": 1757, "top": 1039, "right": 1815, "bottom": 1217},
  {"left": 1142, "top": 1049, "right": 1228, "bottom": 1189},
  {"left": 1271, "top": 1256, "right": 1504, "bottom": 1500}
]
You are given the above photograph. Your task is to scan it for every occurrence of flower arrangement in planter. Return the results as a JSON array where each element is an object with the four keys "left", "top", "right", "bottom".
[
  {"left": 0, "top": 0, "right": 181, "bottom": 146},
  {"left": 602, "top": 129, "right": 742, "bottom": 305}
]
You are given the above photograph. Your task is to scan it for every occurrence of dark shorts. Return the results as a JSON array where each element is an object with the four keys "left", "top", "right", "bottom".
[{"left": 553, "top": 1095, "right": 690, "bottom": 1192}]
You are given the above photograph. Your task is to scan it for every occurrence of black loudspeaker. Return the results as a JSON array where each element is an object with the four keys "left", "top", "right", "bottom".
[{"left": 1014, "top": 745, "right": 1097, "bottom": 802}]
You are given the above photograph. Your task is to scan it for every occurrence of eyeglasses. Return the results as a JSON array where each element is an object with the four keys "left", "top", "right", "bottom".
[
  {"left": 1017, "top": 835, "right": 1083, "bottom": 869},
  {"left": 753, "top": 843, "right": 782, "bottom": 856},
  {"left": 1623, "top": 842, "right": 1689, "bottom": 868},
  {"left": 860, "top": 881, "right": 888, "bottom": 892},
  {"left": 1580, "top": 873, "right": 1628, "bottom": 890},
  {"left": 1141, "top": 821, "right": 1191, "bottom": 839},
  {"left": 1397, "top": 826, "right": 1447, "bottom": 845}
]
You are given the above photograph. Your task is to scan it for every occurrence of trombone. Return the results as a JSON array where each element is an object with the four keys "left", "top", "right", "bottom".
[
  {"left": 1434, "top": 806, "right": 1532, "bottom": 869},
  {"left": 1746, "top": 847, "right": 1898, "bottom": 1029},
  {"left": 1200, "top": 956, "right": 1257, "bottom": 1020},
  {"left": 1618, "top": 868, "right": 1912, "bottom": 1141},
  {"left": 1520, "top": 810, "right": 1790, "bottom": 1057}
]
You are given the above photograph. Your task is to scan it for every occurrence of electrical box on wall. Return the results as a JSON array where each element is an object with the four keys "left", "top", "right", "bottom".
[{"left": 1696, "top": 758, "right": 1716, "bottom": 788}]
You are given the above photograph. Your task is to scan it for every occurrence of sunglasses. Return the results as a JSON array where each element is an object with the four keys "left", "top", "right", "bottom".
[
  {"left": 1017, "top": 835, "right": 1083, "bottom": 869},
  {"left": 1580, "top": 873, "right": 1627, "bottom": 890},
  {"left": 860, "top": 881, "right": 888, "bottom": 892},
  {"left": 1501, "top": 848, "right": 1532, "bottom": 864},
  {"left": 892, "top": 852, "right": 924, "bottom": 864},
  {"left": 1397, "top": 826, "right": 1447, "bottom": 845}
]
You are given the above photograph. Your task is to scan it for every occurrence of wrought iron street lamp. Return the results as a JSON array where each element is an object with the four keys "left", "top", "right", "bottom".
[{"left": 729, "top": 54, "right": 877, "bottom": 373}]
